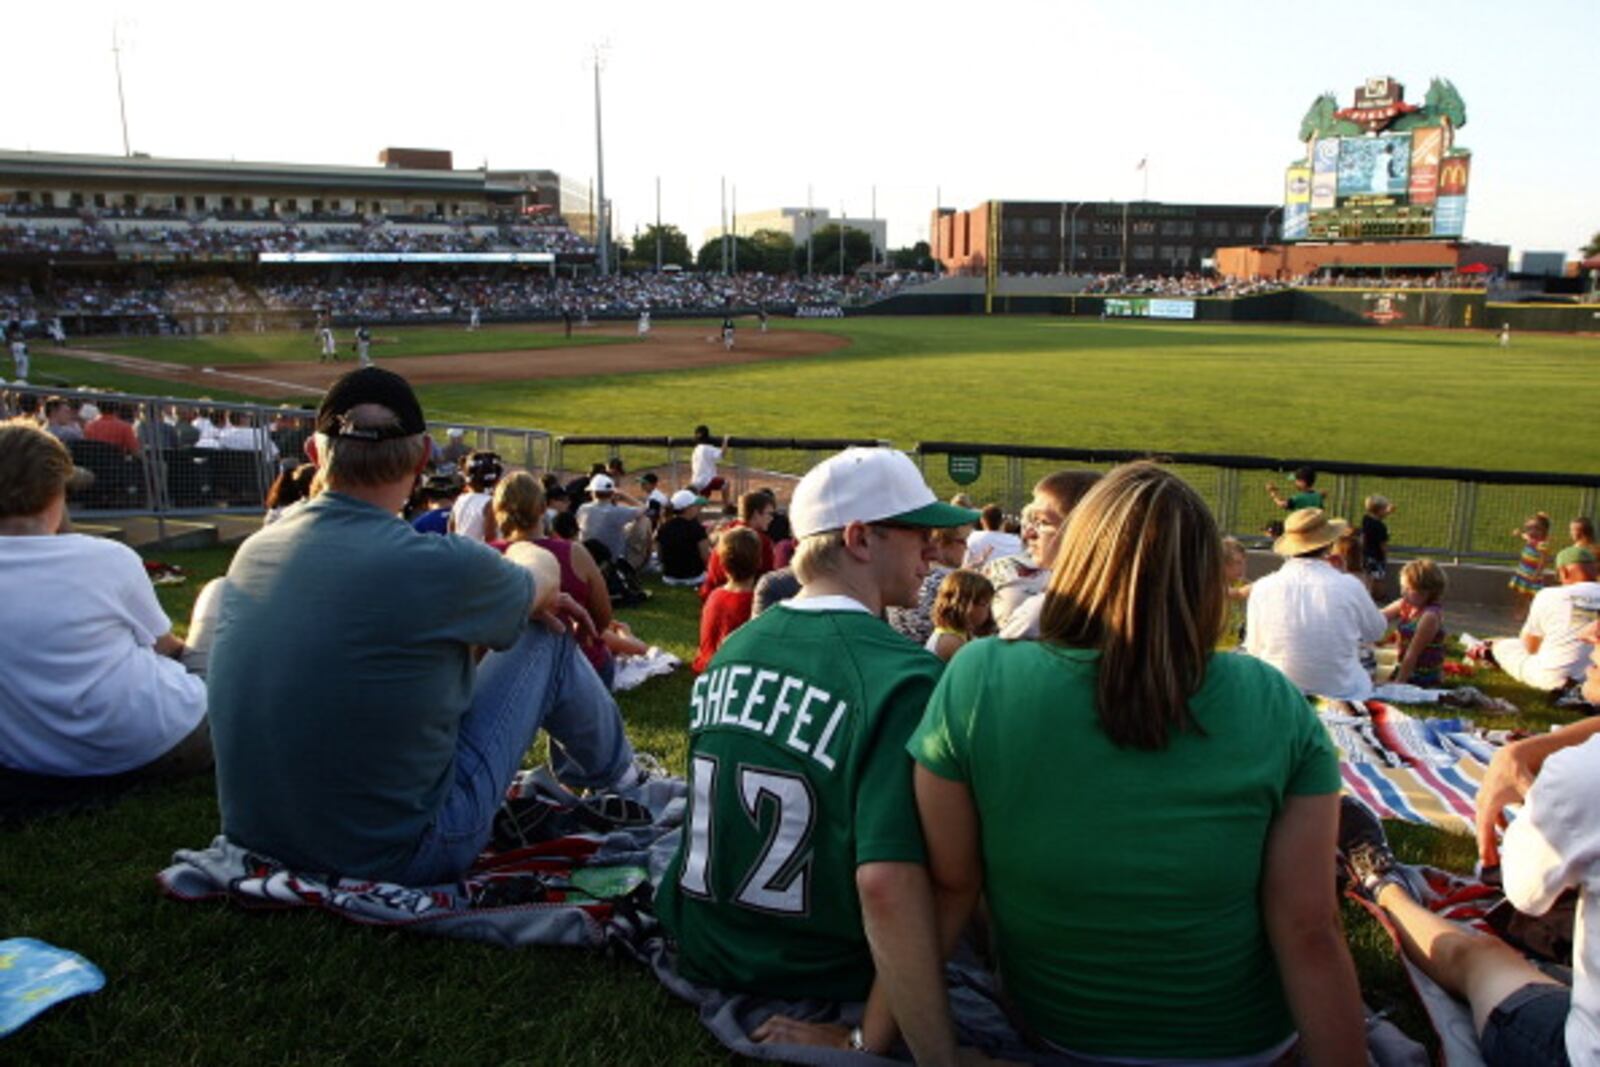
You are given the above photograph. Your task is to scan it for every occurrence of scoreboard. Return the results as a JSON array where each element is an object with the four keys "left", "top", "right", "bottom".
[{"left": 1281, "top": 77, "right": 1471, "bottom": 243}]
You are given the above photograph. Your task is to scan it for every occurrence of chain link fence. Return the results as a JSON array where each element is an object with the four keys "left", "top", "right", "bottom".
[
  {"left": 914, "top": 442, "right": 1599, "bottom": 562},
  {"left": 551, "top": 436, "right": 890, "bottom": 504}
]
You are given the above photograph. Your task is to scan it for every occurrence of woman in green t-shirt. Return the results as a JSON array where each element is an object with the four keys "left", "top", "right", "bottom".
[{"left": 909, "top": 462, "right": 1365, "bottom": 1063}]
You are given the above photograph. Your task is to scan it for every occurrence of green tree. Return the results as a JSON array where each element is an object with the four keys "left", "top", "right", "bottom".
[
  {"left": 808, "top": 225, "right": 875, "bottom": 275},
  {"left": 695, "top": 234, "right": 766, "bottom": 273},
  {"left": 889, "top": 241, "right": 935, "bottom": 271},
  {"left": 624, "top": 224, "right": 694, "bottom": 270},
  {"left": 1583, "top": 231, "right": 1600, "bottom": 258},
  {"left": 746, "top": 229, "right": 796, "bottom": 275}
]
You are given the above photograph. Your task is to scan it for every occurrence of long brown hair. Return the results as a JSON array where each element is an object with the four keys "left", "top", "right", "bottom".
[{"left": 1037, "top": 462, "right": 1224, "bottom": 750}]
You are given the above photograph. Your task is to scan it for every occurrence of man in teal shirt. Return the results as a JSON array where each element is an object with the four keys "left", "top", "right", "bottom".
[{"left": 208, "top": 368, "right": 636, "bottom": 883}]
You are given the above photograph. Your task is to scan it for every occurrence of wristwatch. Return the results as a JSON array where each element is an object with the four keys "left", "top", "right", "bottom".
[{"left": 848, "top": 1025, "right": 867, "bottom": 1052}]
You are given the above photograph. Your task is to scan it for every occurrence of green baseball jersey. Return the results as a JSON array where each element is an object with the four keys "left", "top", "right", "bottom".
[
  {"left": 655, "top": 598, "right": 941, "bottom": 1001},
  {"left": 1287, "top": 489, "right": 1325, "bottom": 511}
]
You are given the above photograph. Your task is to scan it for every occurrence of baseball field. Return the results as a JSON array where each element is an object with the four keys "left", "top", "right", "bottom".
[
  {"left": 32, "top": 316, "right": 1600, "bottom": 472},
  {"left": 4, "top": 314, "right": 1597, "bottom": 1063}
]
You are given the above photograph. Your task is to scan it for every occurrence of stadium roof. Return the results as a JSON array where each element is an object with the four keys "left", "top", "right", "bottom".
[{"left": 0, "top": 149, "right": 525, "bottom": 196}]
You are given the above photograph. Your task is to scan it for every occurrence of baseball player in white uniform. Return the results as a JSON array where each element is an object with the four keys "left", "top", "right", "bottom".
[
  {"left": 355, "top": 326, "right": 373, "bottom": 368},
  {"left": 637, "top": 309, "right": 651, "bottom": 338},
  {"left": 9, "top": 337, "right": 28, "bottom": 382},
  {"left": 318, "top": 326, "right": 338, "bottom": 363},
  {"left": 468, "top": 306, "right": 481, "bottom": 331}
]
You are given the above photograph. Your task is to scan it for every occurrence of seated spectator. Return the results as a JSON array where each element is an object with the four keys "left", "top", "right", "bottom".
[
  {"left": 1344, "top": 645, "right": 1600, "bottom": 1067},
  {"left": 693, "top": 527, "right": 760, "bottom": 673},
  {"left": 924, "top": 569, "right": 996, "bottom": 662},
  {"left": 449, "top": 450, "right": 502, "bottom": 542},
  {"left": 438, "top": 427, "right": 470, "bottom": 471},
  {"left": 657, "top": 490, "right": 711, "bottom": 587},
  {"left": 0, "top": 420, "right": 210, "bottom": 810},
  {"left": 263, "top": 463, "right": 317, "bottom": 527},
  {"left": 83, "top": 400, "right": 142, "bottom": 455},
  {"left": 576, "top": 473, "right": 648, "bottom": 569},
  {"left": 751, "top": 565, "right": 801, "bottom": 617},
  {"left": 688, "top": 424, "right": 731, "bottom": 508},
  {"left": 410, "top": 473, "right": 461, "bottom": 535},
  {"left": 988, "top": 470, "right": 1101, "bottom": 636},
  {"left": 205, "top": 367, "right": 640, "bottom": 883},
  {"left": 1380, "top": 559, "right": 1448, "bottom": 686},
  {"left": 658, "top": 447, "right": 977, "bottom": 1063},
  {"left": 1245, "top": 508, "right": 1388, "bottom": 699},
  {"left": 494, "top": 471, "right": 616, "bottom": 690},
  {"left": 697, "top": 490, "right": 776, "bottom": 600},
  {"left": 549, "top": 510, "right": 579, "bottom": 541},
  {"left": 1486, "top": 546, "right": 1600, "bottom": 693},
  {"left": 910, "top": 462, "right": 1364, "bottom": 1061},
  {"left": 887, "top": 524, "right": 970, "bottom": 646},
  {"left": 42, "top": 396, "right": 83, "bottom": 441},
  {"left": 962, "top": 504, "right": 1021, "bottom": 568},
  {"left": 1220, "top": 536, "right": 1252, "bottom": 650}
]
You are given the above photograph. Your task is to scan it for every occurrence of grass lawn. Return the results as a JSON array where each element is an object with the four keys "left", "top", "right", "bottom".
[
  {"left": 0, "top": 542, "right": 1586, "bottom": 1061},
  {"left": 68, "top": 324, "right": 625, "bottom": 367}
]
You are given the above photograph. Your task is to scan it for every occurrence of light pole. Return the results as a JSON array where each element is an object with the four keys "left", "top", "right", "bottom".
[
  {"left": 806, "top": 185, "right": 814, "bottom": 278},
  {"left": 654, "top": 176, "right": 662, "bottom": 272},
  {"left": 1068, "top": 201, "right": 1086, "bottom": 274},
  {"left": 839, "top": 201, "right": 846, "bottom": 276},
  {"left": 591, "top": 47, "right": 609, "bottom": 277},
  {"left": 1262, "top": 206, "right": 1283, "bottom": 246}
]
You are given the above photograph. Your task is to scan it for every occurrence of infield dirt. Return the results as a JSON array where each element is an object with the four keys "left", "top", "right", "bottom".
[{"left": 49, "top": 324, "right": 849, "bottom": 399}]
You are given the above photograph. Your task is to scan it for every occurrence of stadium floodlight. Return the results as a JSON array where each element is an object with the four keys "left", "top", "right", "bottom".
[{"left": 590, "top": 44, "right": 611, "bottom": 278}]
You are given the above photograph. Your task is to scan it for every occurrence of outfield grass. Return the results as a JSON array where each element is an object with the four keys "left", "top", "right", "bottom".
[
  {"left": 69, "top": 324, "right": 624, "bottom": 367},
  {"left": 0, "top": 542, "right": 1584, "bottom": 1061}
]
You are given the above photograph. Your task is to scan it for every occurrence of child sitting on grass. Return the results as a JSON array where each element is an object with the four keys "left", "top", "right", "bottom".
[
  {"left": 1508, "top": 511, "right": 1552, "bottom": 604},
  {"left": 693, "top": 527, "right": 761, "bottom": 673},
  {"left": 1381, "top": 559, "right": 1448, "bottom": 687},
  {"left": 925, "top": 569, "right": 997, "bottom": 662},
  {"left": 1220, "top": 536, "right": 1251, "bottom": 650}
]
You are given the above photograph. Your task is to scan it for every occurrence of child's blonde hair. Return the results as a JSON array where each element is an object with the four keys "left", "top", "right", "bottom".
[
  {"left": 931, "top": 569, "right": 995, "bottom": 635},
  {"left": 1400, "top": 558, "right": 1447, "bottom": 605},
  {"left": 1220, "top": 536, "right": 1247, "bottom": 564},
  {"left": 1525, "top": 511, "right": 1552, "bottom": 535},
  {"left": 1365, "top": 494, "right": 1392, "bottom": 518}
]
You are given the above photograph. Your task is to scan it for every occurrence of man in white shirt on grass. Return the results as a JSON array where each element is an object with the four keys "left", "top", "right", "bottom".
[
  {"left": 689, "top": 424, "right": 731, "bottom": 509},
  {"left": 1487, "top": 545, "right": 1600, "bottom": 692},
  {"left": 1244, "top": 508, "right": 1387, "bottom": 700}
]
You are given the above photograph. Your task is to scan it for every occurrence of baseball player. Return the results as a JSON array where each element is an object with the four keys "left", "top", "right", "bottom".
[
  {"left": 354, "top": 325, "right": 373, "bottom": 368},
  {"left": 758, "top": 307, "right": 769, "bottom": 334},
  {"left": 8, "top": 334, "right": 28, "bottom": 383},
  {"left": 720, "top": 315, "right": 735, "bottom": 351},
  {"left": 468, "top": 306, "right": 481, "bottom": 331},
  {"left": 637, "top": 309, "right": 651, "bottom": 338},
  {"left": 318, "top": 324, "right": 338, "bottom": 363}
]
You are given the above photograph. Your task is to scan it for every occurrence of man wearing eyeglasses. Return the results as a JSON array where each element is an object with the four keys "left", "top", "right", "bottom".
[{"left": 656, "top": 447, "right": 977, "bottom": 1063}]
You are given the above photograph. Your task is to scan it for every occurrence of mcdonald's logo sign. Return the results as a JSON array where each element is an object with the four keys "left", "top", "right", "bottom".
[{"left": 1438, "top": 155, "right": 1471, "bottom": 197}]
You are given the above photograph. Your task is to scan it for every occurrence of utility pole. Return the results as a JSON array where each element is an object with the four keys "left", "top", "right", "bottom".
[
  {"left": 806, "top": 184, "right": 814, "bottom": 278},
  {"left": 871, "top": 184, "right": 877, "bottom": 267},
  {"left": 591, "top": 47, "right": 609, "bottom": 277},
  {"left": 839, "top": 201, "right": 846, "bottom": 276},
  {"left": 731, "top": 184, "right": 738, "bottom": 273},
  {"left": 654, "top": 176, "right": 662, "bottom": 272},
  {"left": 112, "top": 25, "right": 131, "bottom": 157},
  {"left": 720, "top": 176, "right": 728, "bottom": 275}
]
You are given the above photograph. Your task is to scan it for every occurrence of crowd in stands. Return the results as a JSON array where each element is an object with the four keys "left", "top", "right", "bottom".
[{"left": 1079, "top": 270, "right": 1491, "bottom": 296}]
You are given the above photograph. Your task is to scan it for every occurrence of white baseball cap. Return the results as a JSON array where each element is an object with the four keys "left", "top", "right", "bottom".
[
  {"left": 790, "top": 448, "right": 978, "bottom": 539},
  {"left": 670, "top": 489, "right": 708, "bottom": 510},
  {"left": 588, "top": 473, "right": 616, "bottom": 494},
  {"left": 446, "top": 427, "right": 465, "bottom": 438}
]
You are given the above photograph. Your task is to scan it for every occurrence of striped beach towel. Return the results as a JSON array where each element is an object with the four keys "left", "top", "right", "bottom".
[{"left": 1317, "top": 699, "right": 1517, "bottom": 834}]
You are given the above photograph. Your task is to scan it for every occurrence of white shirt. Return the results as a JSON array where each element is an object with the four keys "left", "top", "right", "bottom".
[
  {"left": 1244, "top": 557, "right": 1388, "bottom": 699},
  {"left": 964, "top": 529, "right": 1023, "bottom": 569},
  {"left": 1522, "top": 581, "right": 1600, "bottom": 682},
  {"left": 0, "top": 534, "right": 206, "bottom": 775},
  {"left": 1501, "top": 735, "right": 1600, "bottom": 1063},
  {"left": 690, "top": 443, "right": 723, "bottom": 489},
  {"left": 450, "top": 491, "right": 493, "bottom": 541},
  {"left": 218, "top": 424, "right": 279, "bottom": 464}
]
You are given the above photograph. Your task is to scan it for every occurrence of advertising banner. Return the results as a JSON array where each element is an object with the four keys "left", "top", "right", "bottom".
[
  {"left": 1281, "top": 203, "right": 1309, "bottom": 240},
  {"left": 1438, "top": 153, "right": 1472, "bottom": 197},
  {"left": 1104, "top": 298, "right": 1146, "bottom": 318},
  {"left": 1433, "top": 195, "right": 1467, "bottom": 237},
  {"left": 1310, "top": 139, "right": 1339, "bottom": 210},
  {"left": 1408, "top": 127, "right": 1444, "bottom": 205},
  {"left": 1149, "top": 299, "right": 1196, "bottom": 320},
  {"left": 1336, "top": 133, "right": 1410, "bottom": 200},
  {"left": 1284, "top": 166, "right": 1312, "bottom": 205}
]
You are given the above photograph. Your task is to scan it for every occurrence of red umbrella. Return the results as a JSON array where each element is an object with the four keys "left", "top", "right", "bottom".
[{"left": 1457, "top": 262, "right": 1492, "bottom": 273}]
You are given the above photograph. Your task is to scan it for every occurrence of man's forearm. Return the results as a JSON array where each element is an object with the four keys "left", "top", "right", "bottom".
[{"left": 857, "top": 862, "right": 957, "bottom": 1067}]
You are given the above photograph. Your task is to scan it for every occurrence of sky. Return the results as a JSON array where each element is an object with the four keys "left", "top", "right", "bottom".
[{"left": 4, "top": 0, "right": 1596, "bottom": 258}]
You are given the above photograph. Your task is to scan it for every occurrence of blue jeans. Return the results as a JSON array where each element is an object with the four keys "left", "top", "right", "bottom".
[{"left": 397, "top": 625, "right": 633, "bottom": 885}]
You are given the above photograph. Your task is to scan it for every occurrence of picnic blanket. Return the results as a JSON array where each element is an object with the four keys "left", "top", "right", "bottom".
[
  {"left": 0, "top": 939, "right": 105, "bottom": 1038},
  {"left": 158, "top": 770, "right": 688, "bottom": 950},
  {"left": 1318, "top": 698, "right": 1517, "bottom": 834}
]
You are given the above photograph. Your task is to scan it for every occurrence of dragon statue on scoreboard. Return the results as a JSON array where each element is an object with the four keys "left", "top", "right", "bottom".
[{"left": 1298, "top": 77, "right": 1466, "bottom": 145}]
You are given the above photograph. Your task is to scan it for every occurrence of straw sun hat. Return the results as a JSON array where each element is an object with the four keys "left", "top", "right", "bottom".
[{"left": 1272, "top": 508, "right": 1349, "bottom": 557}]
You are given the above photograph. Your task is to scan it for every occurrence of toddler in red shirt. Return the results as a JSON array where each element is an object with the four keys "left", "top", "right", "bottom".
[{"left": 694, "top": 527, "right": 762, "bottom": 673}]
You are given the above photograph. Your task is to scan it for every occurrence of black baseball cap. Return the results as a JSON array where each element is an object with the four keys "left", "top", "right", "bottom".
[{"left": 315, "top": 367, "right": 427, "bottom": 440}]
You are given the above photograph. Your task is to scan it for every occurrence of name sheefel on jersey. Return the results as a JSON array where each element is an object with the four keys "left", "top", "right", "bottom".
[{"left": 689, "top": 665, "right": 850, "bottom": 771}]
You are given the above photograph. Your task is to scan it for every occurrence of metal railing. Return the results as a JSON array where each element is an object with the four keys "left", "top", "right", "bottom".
[{"left": 914, "top": 442, "right": 1599, "bottom": 562}]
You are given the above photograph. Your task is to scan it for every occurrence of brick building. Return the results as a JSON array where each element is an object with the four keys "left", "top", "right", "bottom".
[{"left": 932, "top": 199, "right": 1277, "bottom": 276}]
